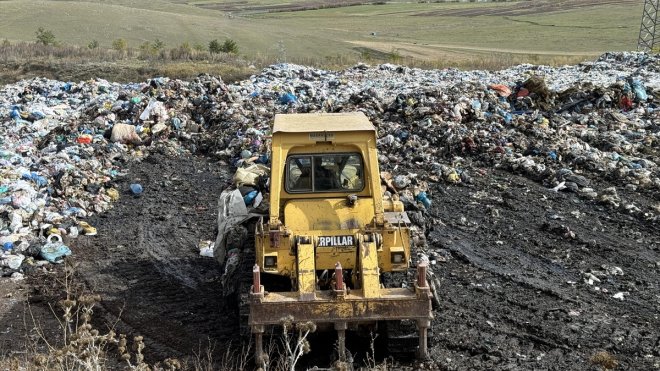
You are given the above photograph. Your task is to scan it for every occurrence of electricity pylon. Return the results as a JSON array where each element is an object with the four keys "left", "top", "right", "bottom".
[{"left": 638, "top": 0, "right": 660, "bottom": 51}]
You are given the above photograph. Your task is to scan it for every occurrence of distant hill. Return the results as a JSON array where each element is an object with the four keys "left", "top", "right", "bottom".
[{"left": 0, "top": 0, "right": 641, "bottom": 64}]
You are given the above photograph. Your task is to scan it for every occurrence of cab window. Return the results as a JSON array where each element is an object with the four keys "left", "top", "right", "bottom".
[{"left": 286, "top": 153, "right": 364, "bottom": 193}]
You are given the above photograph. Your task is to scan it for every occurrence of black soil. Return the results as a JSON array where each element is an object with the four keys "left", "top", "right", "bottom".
[{"left": 75, "top": 153, "right": 233, "bottom": 361}]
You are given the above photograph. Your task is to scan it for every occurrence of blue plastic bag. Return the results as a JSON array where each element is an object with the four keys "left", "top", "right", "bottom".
[
  {"left": 40, "top": 235, "right": 72, "bottom": 263},
  {"left": 279, "top": 93, "right": 297, "bottom": 105},
  {"left": 243, "top": 190, "right": 258, "bottom": 206},
  {"left": 632, "top": 80, "right": 648, "bottom": 101},
  {"left": 31, "top": 111, "right": 46, "bottom": 120},
  {"left": 22, "top": 172, "right": 48, "bottom": 187},
  {"left": 415, "top": 191, "right": 432, "bottom": 209}
]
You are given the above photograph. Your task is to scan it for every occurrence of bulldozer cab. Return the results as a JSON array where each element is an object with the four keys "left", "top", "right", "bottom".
[
  {"left": 286, "top": 153, "right": 363, "bottom": 193},
  {"left": 266, "top": 111, "right": 385, "bottom": 229}
]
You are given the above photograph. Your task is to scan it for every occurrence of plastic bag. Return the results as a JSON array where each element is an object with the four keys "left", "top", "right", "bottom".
[
  {"left": 1, "top": 254, "right": 24, "bottom": 270},
  {"left": 632, "top": 80, "right": 648, "bottom": 101},
  {"left": 40, "top": 235, "right": 72, "bottom": 263},
  {"left": 489, "top": 84, "right": 512, "bottom": 97},
  {"left": 233, "top": 164, "right": 269, "bottom": 187},
  {"left": 110, "top": 123, "right": 141, "bottom": 144}
]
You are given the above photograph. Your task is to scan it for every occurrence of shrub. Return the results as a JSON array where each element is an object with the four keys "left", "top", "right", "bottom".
[
  {"left": 112, "top": 38, "right": 128, "bottom": 52},
  {"left": 590, "top": 351, "right": 618, "bottom": 370},
  {"left": 152, "top": 38, "right": 165, "bottom": 51},
  {"left": 139, "top": 41, "right": 154, "bottom": 58},
  {"left": 209, "top": 39, "right": 222, "bottom": 54},
  {"left": 88, "top": 40, "right": 99, "bottom": 49},
  {"left": 221, "top": 38, "right": 239, "bottom": 54},
  {"left": 169, "top": 42, "right": 193, "bottom": 60},
  {"left": 35, "top": 27, "right": 56, "bottom": 46},
  {"left": 209, "top": 38, "right": 238, "bottom": 54}
]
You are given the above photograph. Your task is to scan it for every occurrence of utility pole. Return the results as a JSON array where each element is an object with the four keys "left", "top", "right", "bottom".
[{"left": 638, "top": 0, "right": 660, "bottom": 51}]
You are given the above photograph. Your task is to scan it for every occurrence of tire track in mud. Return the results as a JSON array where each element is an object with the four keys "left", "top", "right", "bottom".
[
  {"left": 73, "top": 153, "right": 236, "bottom": 362},
  {"left": 435, "top": 229, "right": 580, "bottom": 302},
  {"left": 426, "top": 171, "right": 659, "bottom": 370}
]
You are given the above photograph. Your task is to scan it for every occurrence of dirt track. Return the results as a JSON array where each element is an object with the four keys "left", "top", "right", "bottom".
[
  {"left": 13, "top": 149, "right": 649, "bottom": 370},
  {"left": 72, "top": 153, "right": 232, "bottom": 360},
  {"left": 198, "top": 0, "right": 639, "bottom": 16},
  {"left": 415, "top": 0, "right": 640, "bottom": 18}
]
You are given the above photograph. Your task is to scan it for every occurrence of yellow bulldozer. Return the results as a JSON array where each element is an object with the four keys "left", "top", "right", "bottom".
[{"left": 217, "top": 112, "right": 434, "bottom": 367}]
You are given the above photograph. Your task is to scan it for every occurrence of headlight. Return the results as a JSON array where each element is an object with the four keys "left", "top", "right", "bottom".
[
  {"left": 391, "top": 251, "right": 405, "bottom": 264},
  {"left": 264, "top": 255, "right": 277, "bottom": 268}
]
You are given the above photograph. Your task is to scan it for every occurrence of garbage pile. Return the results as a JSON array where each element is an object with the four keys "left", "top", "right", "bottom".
[{"left": 1, "top": 52, "right": 659, "bottom": 278}]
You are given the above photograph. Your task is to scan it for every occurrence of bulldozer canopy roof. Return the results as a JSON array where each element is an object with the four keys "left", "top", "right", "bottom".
[{"left": 272, "top": 112, "right": 375, "bottom": 134}]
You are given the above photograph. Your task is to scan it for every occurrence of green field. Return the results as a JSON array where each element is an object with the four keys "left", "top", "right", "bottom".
[{"left": 0, "top": 0, "right": 643, "bottom": 67}]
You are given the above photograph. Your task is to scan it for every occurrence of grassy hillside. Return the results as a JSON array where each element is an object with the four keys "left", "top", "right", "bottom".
[
  {"left": 0, "top": 0, "right": 643, "bottom": 72},
  {"left": 249, "top": 1, "right": 639, "bottom": 57}
]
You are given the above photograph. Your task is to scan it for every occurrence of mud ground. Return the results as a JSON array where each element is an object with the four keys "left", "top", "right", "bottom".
[{"left": 1, "top": 151, "right": 658, "bottom": 370}]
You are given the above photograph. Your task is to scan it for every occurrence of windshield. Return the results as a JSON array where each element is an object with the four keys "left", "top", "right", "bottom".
[{"left": 286, "top": 153, "right": 364, "bottom": 193}]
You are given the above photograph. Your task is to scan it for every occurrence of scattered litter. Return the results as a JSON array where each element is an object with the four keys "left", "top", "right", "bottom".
[
  {"left": 78, "top": 221, "right": 97, "bottom": 236},
  {"left": 130, "top": 183, "right": 144, "bottom": 195},
  {"left": 1, "top": 253, "right": 24, "bottom": 270},
  {"left": 612, "top": 292, "right": 628, "bottom": 300},
  {"left": 584, "top": 272, "right": 601, "bottom": 285},
  {"left": 199, "top": 240, "right": 214, "bottom": 258}
]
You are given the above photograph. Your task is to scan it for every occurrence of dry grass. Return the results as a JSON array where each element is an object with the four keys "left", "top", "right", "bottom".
[
  {"left": 0, "top": 42, "right": 257, "bottom": 84},
  {"left": 590, "top": 351, "right": 619, "bottom": 370},
  {"left": 0, "top": 39, "right": 592, "bottom": 85},
  {"left": 0, "top": 265, "right": 392, "bottom": 371},
  {"left": 269, "top": 49, "right": 590, "bottom": 72},
  {"left": 0, "top": 41, "right": 249, "bottom": 67}
]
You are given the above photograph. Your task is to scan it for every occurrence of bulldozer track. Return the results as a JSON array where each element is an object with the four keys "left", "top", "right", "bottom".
[{"left": 237, "top": 231, "right": 256, "bottom": 340}]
